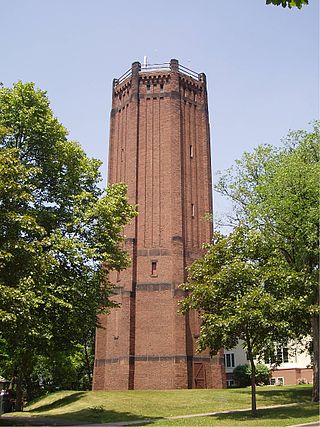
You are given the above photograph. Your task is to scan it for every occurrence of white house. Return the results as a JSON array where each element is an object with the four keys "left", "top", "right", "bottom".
[{"left": 224, "top": 340, "right": 313, "bottom": 387}]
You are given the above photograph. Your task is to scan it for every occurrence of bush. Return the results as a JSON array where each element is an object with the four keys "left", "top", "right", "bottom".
[
  {"left": 255, "top": 363, "right": 271, "bottom": 385},
  {"left": 233, "top": 364, "right": 251, "bottom": 387},
  {"left": 233, "top": 364, "right": 271, "bottom": 387}
]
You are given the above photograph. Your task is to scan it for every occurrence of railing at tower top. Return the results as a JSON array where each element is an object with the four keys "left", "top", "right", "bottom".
[
  {"left": 116, "top": 62, "right": 201, "bottom": 85},
  {"left": 141, "top": 62, "right": 171, "bottom": 73},
  {"left": 177, "top": 64, "right": 200, "bottom": 80},
  {"left": 117, "top": 68, "right": 132, "bottom": 84}
]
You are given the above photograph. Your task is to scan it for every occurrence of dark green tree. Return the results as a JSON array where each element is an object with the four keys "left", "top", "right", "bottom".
[
  {"left": 0, "top": 82, "right": 136, "bottom": 409},
  {"left": 181, "top": 226, "right": 306, "bottom": 415},
  {"left": 216, "top": 123, "right": 320, "bottom": 402}
]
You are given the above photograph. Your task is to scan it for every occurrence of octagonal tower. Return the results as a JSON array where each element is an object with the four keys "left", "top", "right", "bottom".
[{"left": 93, "top": 59, "right": 225, "bottom": 390}]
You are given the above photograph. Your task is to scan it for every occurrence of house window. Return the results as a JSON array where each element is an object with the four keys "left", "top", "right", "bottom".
[
  {"left": 265, "top": 347, "right": 289, "bottom": 364},
  {"left": 160, "top": 83, "right": 164, "bottom": 93},
  {"left": 226, "top": 379, "right": 235, "bottom": 388},
  {"left": 271, "top": 377, "right": 284, "bottom": 386},
  {"left": 190, "top": 145, "right": 194, "bottom": 158},
  {"left": 270, "top": 353, "right": 277, "bottom": 364},
  {"left": 224, "top": 353, "right": 235, "bottom": 368},
  {"left": 146, "top": 84, "right": 151, "bottom": 94},
  {"left": 277, "top": 347, "right": 283, "bottom": 363},
  {"left": 151, "top": 261, "right": 157, "bottom": 276}
]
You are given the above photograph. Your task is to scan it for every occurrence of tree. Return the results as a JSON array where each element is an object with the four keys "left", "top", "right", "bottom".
[
  {"left": 181, "top": 226, "right": 306, "bottom": 415},
  {"left": 266, "top": 0, "right": 308, "bottom": 8},
  {"left": 216, "top": 122, "right": 320, "bottom": 402},
  {"left": 0, "top": 82, "right": 136, "bottom": 409}
]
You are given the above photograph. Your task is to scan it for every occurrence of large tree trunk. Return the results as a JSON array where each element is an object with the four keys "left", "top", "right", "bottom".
[
  {"left": 14, "top": 372, "right": 23, "bottom": 412},
  {"left": 311, "top": 315, "right": 319, "bottom": 402}
]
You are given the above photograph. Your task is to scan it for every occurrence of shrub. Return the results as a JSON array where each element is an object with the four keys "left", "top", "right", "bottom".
[
  {"left": 255, "top": 364, "right": 271, "bottom": 385},
  {"left": 233, "top": 364, "right": 251, "bottom": 387},
  {"left": 233, "top": 364, "right": 271, "bottom": 387}
]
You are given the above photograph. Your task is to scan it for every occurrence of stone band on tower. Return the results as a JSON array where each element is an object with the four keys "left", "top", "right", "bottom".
[{"left": 93, "top": 59, "right": 225, "bottom": 390}]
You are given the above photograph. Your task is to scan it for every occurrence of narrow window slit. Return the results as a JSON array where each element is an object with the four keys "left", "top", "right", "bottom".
[
  {"left": 151, "top": 261, "right": 157, "bottom": 276},
  {"left": 191, "top": 203, "right": 195, "bottom": 218},
  {"left": 190, "top": 145, "right": 194, "bottom": 158}
]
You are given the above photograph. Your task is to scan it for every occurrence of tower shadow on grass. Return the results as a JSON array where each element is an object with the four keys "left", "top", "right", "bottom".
[
  {"left": 2, "top": 407, "right": 160, "bottom": 425},
  {"left": 28, "top": 392, "right": 86, "bottom": 412},
  {"left": 51, "top": 406, "right": 160, "bottom": 424}
]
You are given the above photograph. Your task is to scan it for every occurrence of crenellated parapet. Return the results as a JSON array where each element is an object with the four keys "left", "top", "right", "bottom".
[{"left": 112, "top": 59, "right": 208, "bottom": 111}]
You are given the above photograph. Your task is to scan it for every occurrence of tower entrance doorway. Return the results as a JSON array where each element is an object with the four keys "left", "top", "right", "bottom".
[{"left": 193, "top": 362, "right": 207, "bottom": 388}]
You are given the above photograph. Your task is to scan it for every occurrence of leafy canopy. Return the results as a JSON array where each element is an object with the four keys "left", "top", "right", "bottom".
[
  {"left": 266, "top": 0, "right": 308, "bottom": 8},
  {"left": 181, "top": 227, "right": 307, "bottom": 358},
  {"left": 215, "top": 122, "right": 319, "bottom": 402},
  {"left": 0, "top": 81, "right": 136, "bottom": 406},
  {"left": 181, "top": 225, "right": 307, "bottom": 414},
  {"left": 216, "top": 122, "right": 319, "bottom": 311}
]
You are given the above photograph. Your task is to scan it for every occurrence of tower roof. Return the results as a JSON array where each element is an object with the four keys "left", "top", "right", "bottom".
[{"left": 115, "top": 59, "right": 206, "bottom": 87}]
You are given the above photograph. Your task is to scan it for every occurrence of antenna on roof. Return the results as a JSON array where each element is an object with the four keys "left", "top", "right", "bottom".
[{"left": 143, "top": 56, "right": 148, "bottom": 67}]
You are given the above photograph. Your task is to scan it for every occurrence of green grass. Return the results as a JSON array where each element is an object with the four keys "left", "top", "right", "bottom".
[
  {"left": 145, "top": 403, "right": 319, "bottom": 426},
  {"left": 1, "top": 385, "right": 317, "bottom": 425}
]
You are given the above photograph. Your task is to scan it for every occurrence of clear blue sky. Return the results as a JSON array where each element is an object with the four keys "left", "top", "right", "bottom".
[{"left": 2, "top": 0, "right": 318, "bottom": 222}]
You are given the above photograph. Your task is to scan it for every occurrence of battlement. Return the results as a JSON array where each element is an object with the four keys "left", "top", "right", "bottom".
[{"left": 114, "top": 59, "right": 206, "bottom": 87}]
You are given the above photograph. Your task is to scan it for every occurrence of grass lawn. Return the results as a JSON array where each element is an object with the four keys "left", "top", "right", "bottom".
[
  {"left": 1, "top": 385, "right": 318, "bottom": 425},
  {"left": 145, "top": 403, "right": 319, "bottom": 426}
]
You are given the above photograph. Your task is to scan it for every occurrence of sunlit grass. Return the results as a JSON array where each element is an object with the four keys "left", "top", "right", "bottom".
[
  {"left": 145, "top": 403, "right": 319, "bottom": 426},
  {"left": 1, "top": 385, "right": 314, "bottom": 425}
]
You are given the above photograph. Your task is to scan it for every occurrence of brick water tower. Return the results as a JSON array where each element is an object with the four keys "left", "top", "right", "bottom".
[{"left": 93, "top": 59, "right": 225, "bottom": 390}]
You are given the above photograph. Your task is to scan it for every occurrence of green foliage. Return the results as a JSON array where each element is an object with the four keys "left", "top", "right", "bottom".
[
  {"left": 0, "top": 82, "right": 136, "bottom": 406},
  {"left": 181, "top": 208, "right": 315, "bottom": 411},
  {"left": 266, "top": 0, "right": 308, "bottom": 8},
  {"left": 233, "top": 364, "right": 271, "bottom": 387},
  {"left": 181, "top": 227, "right": 306, "bottom": 357},
  {"left": 29, "top": 347, "right": 93, "bottom": 395},
  {"left": 216, "top": 122, "right": 320, "bottom": 402},
  {"left": 216, "top": 122, "right": 319, "bottom": 296},
  {"left": 254, "top": 363, "right": 271, "bottom": 385},
  {"left": 233, "top": 364, "right": 251, "bottom": 387}
]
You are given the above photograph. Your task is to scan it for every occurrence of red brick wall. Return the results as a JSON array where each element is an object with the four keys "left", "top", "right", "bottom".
[
  {"left": 93, "top": 60, "right": 225, "bottom": 390},
  {"left": 271, "top": 368, "right": 313, "bottom": 385}
]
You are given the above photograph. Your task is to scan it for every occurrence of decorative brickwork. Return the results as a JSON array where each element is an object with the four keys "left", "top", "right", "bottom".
[{"left": 93, "top": 59, "right": 226, "bottom": 390}]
